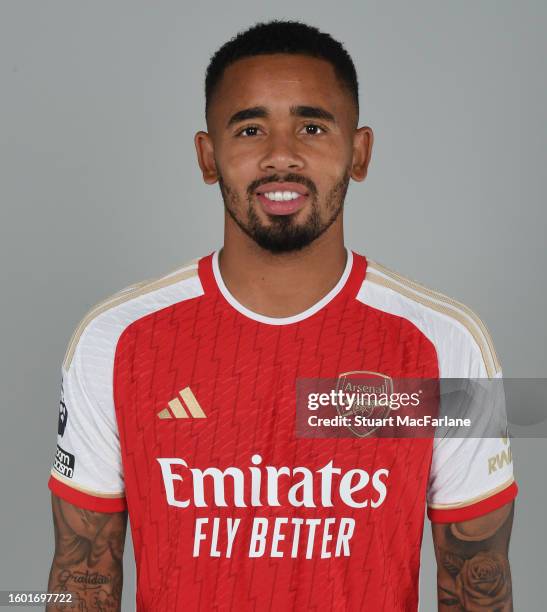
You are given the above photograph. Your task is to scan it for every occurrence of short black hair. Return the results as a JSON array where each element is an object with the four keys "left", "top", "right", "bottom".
[{"left": 205, "top": 20, "right": 359, "bottom": 121}]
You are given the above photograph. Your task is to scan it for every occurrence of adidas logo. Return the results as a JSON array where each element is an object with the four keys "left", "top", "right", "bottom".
[{"left": 157, "top": 387, "right": 206, "bottom": 419}]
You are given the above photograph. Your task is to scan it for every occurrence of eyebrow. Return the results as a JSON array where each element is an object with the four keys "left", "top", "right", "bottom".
[{"left": 226, "top": 105, "right": 337, "bottom": 128}]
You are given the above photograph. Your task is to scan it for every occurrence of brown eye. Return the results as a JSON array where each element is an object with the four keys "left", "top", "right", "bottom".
[
  {"left": 237, "top": 126, "right": 260, "bottom": 137},
  {"left": 303, "top": 124, "right": 325, "bottom": 135}
]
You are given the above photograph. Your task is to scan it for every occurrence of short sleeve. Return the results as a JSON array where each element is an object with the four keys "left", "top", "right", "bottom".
[
  {"left": 48, "top": 325, "right": 127, "bottom": 513},
  {"left": 427, "top": 371, "right": 518, "bottom": 523}
]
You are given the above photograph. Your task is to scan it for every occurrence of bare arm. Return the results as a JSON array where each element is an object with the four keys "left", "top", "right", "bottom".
[
  {"left": 432, "top": 501, "right": 514, "bottom": 611},
  {"left": 46, "top": 493, "right": 128, "bottom": 612}
]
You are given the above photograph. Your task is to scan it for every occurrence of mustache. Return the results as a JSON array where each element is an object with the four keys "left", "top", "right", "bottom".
[{"left": 247, "top": 174, "right": 317, "bottom": 197}]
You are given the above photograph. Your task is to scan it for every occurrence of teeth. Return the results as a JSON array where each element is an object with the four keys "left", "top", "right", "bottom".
[{"left": 262, "top": 191, "right": 302, "bottom": 202}]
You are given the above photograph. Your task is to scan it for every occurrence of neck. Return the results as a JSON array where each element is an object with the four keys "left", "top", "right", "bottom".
[{"left": 218, "top": 217, "right": 347, "bottom": 318}]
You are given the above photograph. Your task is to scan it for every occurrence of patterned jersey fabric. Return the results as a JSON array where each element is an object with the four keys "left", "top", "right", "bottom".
[{"left": 49, "top": 249, "right": 517, "bottom": 611}]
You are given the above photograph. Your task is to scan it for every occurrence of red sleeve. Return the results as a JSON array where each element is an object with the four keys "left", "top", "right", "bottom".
[
  {"left": 428, "top": 480, "right": 518, "bottom": 524},
  {"left": 48, "top": 473, "right": 127, "bottom": 513}
]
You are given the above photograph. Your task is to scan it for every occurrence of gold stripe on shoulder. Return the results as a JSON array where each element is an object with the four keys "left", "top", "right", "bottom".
[
  {"left": 160, "top": 257, "right": 200, "bottom": 279},
  {"left": 366, "top": 261, "right": 500, "bottom": 377},
  {"left": 50, "top": 470, "right": 126, "bottom": 499},
  {"left": 63, "top": 261, "right": 199, "bottom": 371}
]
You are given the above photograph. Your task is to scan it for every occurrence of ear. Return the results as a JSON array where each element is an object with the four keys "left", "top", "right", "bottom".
[
  {"left": 194, "top": 131, "right": 218, "bottom": 184},
  {"left": 350, "top": 126, "right": 374, "bottom": 182}
]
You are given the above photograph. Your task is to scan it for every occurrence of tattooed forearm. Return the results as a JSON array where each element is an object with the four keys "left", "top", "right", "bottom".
[
  {"left": 46, "top": 493, "right": 128, "bottom": 611},
  {"left": 432, "top": 501, "right": 514, "bottom": 611}
]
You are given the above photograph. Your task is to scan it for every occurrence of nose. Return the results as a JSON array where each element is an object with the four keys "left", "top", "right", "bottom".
[{"left": 258, "top": 131, "right": 305, "bottom": 173}]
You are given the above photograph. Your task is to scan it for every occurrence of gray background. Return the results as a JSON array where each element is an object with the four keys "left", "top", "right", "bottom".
[{"left": 1, "top": 1, "right": 545, "bottom": 610}]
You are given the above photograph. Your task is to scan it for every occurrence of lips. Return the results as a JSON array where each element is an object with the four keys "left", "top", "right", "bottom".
[
  {"left": 254, "top": 182, "right": 310, "bottom": 216},
  {"left": 256, "top": 192, "right": 309, "bottom": 215}
]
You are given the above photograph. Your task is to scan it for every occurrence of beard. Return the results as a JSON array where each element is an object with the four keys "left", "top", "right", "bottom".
[{"left": 218, "top": 168, "right": 351, "bottom": 254}]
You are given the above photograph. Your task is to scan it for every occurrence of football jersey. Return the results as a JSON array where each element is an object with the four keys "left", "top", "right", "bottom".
[{"left": 48, "top": 249, "right": 517, "bottom": 611}]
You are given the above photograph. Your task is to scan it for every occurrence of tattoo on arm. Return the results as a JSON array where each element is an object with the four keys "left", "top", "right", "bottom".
[
  {"left": 432, "top": 501, "right": 514, "bottom": 611},
  {"left": 46, "top": 493, "right": 128, "bottom": 612}
]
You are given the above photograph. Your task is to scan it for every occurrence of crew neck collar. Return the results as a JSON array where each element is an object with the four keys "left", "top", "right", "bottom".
[{"left": 198, "top": 247, "right": 366, "bottom": 326}]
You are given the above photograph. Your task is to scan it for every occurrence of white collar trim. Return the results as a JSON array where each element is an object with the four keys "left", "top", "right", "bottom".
[{"left": 211, "top": 248, "right": 353, "bottom": 326}]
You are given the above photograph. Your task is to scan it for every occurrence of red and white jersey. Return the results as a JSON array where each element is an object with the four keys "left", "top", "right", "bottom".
[{"left": 48, "top": 250, "right": 517, "bottom": 611}]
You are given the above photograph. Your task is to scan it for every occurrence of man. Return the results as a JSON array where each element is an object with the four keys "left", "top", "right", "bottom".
[{"left": 46, "top": 20, "right": 517, "bottom": 611}]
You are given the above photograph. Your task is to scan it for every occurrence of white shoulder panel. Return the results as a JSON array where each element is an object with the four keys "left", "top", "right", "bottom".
[
  {"left": 63, "top": 258, "right": 202, "bottom": 373},
  {"left": 357, "top": 259, "right": 513, "bottom": 514},
  {"left": 358, "top": 260, "right": 501, "bottom": 378},
  {"left": 50, "top": 259, "right": 203, "bottom": 497}
]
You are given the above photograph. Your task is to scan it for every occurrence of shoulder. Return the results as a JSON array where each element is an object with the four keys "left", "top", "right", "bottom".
[
  {"left": 62, "top": 257, "right": 203, "bottom": 373},
  {"left": 358, "top": 257, "right": 501, "bottom": 378}
]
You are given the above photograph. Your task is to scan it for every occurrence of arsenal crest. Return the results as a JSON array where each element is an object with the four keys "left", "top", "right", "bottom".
[{"left": 335, "top": 371, "right": 394, "bottom": 438}]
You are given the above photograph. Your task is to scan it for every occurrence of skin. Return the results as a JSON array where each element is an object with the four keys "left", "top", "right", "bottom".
[
  {"left": 432, "top": 501, "right": 514, "bottom": 611},
  {"left": 46, "top": 494, "right": 127, "bottom": 611},
  {"left": 194, "top": 53, "right": 373, "bottom": 317},
  {"left": 47, "top": 52, "right": 514, "bottom": 610}
]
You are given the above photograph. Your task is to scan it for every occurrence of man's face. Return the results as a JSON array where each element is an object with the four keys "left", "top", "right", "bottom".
[{"left": 196, "top": 53, "right": 372, "bottom": 253}]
